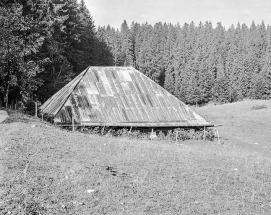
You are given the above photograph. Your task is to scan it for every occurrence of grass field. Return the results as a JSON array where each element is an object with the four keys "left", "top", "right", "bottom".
[
  {"left": 1, "top": 100, "right": 271, "bottom": 214},
  {"left": 195, "top": 99, "right": 271, "bottom": 155}
]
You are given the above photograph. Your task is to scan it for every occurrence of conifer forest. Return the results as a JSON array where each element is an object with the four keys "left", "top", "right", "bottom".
[{"left": 1, "top": 0, "right": 271, "bottom": 107}]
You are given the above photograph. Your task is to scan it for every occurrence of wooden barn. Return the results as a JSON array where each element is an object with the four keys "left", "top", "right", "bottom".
[{"left": 39, "top": 67, "right": 212, "bottom": 128}]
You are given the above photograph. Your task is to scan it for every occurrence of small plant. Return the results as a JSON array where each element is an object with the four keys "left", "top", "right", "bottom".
[
  {"left": 157, "top": 131, "right": 166, "bottom": 140},
  {"left": 114, "top": 128, "right": 129, "bottom": 137},
  {"left": 83, "top": 126, "right": 101, "bottom": 135},
  {"left": 251, "top": 104, "right": 267, "bottom": 110}
]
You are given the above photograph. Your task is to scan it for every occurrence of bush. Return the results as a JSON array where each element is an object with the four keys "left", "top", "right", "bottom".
[
  {"left": 25, "top": 100, "right": 36, "bottom": 115},
  {"left": 168, "top": 128, "right": 215, "bottom": 142}
]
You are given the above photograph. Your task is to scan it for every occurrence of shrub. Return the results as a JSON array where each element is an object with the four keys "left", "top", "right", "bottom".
[{"left": 25, "top": 100, "right": 36, "bottom": 115}]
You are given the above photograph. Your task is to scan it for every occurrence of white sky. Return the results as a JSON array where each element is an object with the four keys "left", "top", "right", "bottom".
[{"left": 84, "top": 0, "right": 271, "bottom": 29}]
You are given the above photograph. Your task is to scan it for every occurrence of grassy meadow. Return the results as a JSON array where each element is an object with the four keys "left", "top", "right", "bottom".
[{"left": 1, "top": 100, "right": 271, "bottom": 214}]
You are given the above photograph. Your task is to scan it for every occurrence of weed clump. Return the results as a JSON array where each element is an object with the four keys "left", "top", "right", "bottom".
[{"left": 251, "top": 104, "right": 267, "bottom": 110}]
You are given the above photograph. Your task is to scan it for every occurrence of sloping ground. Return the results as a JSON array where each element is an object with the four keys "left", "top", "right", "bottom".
[
  {"left": 0, "top": 110, "right": 8, "bottom": 195},
  {"left": 0, "top": 110, "right": 8, "bottom": 123},
  {"left": 195, "top": 99, "right": 271, "bottom": 156},
  {"left": 1, "top": 114, "right": 271, "bottom": 214}
]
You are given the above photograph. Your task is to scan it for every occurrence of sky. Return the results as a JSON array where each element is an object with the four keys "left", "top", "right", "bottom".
[{"left": 84, "top": 0, "right": 271, "bottom": 29}]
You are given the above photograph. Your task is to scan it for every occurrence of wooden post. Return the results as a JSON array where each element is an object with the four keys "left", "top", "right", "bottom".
[
  {"left": 128, "top": 126, "right": 132, "bottom": 137},
  {"left": 216, "top": 129, "right": 220, "bottom": 144},
  {"left": 150, "top": 128, "right": 154, "bottom": 140},
  {"left": 35, "top": 102, "right": 37, "bottom": 117},
  {"left": 80, "top": 123, "right": 83, "bottom": 132},
  {"left": 101, "top": 125, "right": 105, "bottom": 135},
  {"left": 203, "top": 126, "right": 206, "bottom": 140},
  {"left": 72, "top": 116, "right": 75, "bottom": 132},
  {"left": 175, "top": 130, "right": 178, "bottom": 143}
]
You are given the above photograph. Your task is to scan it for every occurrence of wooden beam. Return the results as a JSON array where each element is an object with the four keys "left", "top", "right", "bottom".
[{"left": 72, "top": 116, "right": 75, "bottom": 132}]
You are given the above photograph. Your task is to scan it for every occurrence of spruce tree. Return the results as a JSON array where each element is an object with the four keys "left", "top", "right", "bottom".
[{"left": 261, "top": 44, "right": 271, "bottom": 98}]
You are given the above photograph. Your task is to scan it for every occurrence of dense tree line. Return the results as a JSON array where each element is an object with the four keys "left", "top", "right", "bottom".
[
  {"left": 98, "top": 21, "right": 271, "bottom": 105},
  {"left": 0, "top": 1, "right": 270, "bottom": 108},
  {"left": 0, "top": 0, "right": 112, "bottom": 107}
]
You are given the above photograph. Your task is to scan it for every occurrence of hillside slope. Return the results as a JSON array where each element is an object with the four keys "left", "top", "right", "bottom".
[
  {"left": 1, "top": 101, "right": 271, "bottom": 214},
  {"left": 195, "top": 100, "right": 271, "bottom": 155}
]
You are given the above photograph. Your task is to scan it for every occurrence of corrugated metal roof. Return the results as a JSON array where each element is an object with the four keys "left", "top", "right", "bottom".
[{"left": 40, "top": 67, "right": 212, "bottom": 127}]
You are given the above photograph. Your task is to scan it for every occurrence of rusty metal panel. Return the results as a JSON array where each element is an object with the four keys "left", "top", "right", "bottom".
[
  {"left": 121, "top": 82, "right": 132, "bottom": 94},
  {"left": 150, "top": 94, "right": 159, "bottom": 107},
  {"left": 69, "top": 94, "right": 80, "bottom": 123},
  {"left": 117, "top": 69, "right": 132, "bottom": 82},
  {"left": 119, "top": 95, "right": 128, "bottom": 108},
  {"left": 121, "top": 108, "right": 130, "bottom": 121},
  {"left": 137, "top": 75, "right": 150, "bottom": 94},
  {"left": 144, "top": 106, "right": 154, "bottom": 122},
  {"left": 104, "top": 68, "right": 114, "bottom": 81},
  {"left": 172, "top": 106, "right": 182, "bottom": 120},
  {"left": 112, "top": 107, "right": 122, "bottom": 122},
  {"left": 142, "top": 106, "right": 152, "bottom": 122},
  {"left": 84, "top": 74, "right": 99, "bottom": 94},
  {"left": 130, "top": 94, "right": 144, "bottom": 121},
  {"left": 114, "top": 94, "right": 124, "bottom": 109},
  {"left": 87, "top": 69, "right": 98, "bottom": 82},
  {"left": 93, "top": 70, "right": 101, "bottom": 82},
  {"left": 125, "top": 94, "right": 135, "bottom": 108},
  {"left": 128, "top": 82, "right": 136, "bottom": 94},
  {"left": 148, "top": 107, "right": 157, "bottom": 122},
  {"left": 114, "top": 81, "right": 124, "bottom": 95},
  {"left": 111, "top": 69, "right": 120, "bottom": 80},
  {"left": 162, "top": 106, "right": 171, "bottom": 122},
  {"left": 129, "top": 108, "right": 138, "bottom": 122},
  {"left": 108, "top": 80, "right": 118, "bottom": 95},
  {"left": 102, "top": 81, "right": 114, "bottom": 96},
  {"left": 169, "top": 107, "right": 178, "bottom": 121},
  {"left": 151, "top": 107, "right": 159, "bottom": 122},
  {"left": 96, "top": 82, "right": 107, "bottom": 95},
  {"left": 98, "top": 69, "right": 109, "bottom": 82}
]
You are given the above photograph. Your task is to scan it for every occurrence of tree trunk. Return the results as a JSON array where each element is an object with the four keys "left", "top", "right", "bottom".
[{"left": 4, "top": 84, "right": 10, "bottom": 108}]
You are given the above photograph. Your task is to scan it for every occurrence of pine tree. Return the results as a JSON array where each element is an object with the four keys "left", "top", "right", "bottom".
[
  {"left": 164, "top": 23, "right": 177, "bottom": 93},
  {"left": 261, "top": 44, "right": 271, "bottom": 98},
  {"left": 213, "top": 56, "right": 230, "bottom": 103}
]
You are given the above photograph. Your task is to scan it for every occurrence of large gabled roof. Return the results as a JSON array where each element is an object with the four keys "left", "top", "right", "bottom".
[{"left": 40, "top": 67, "right": 212, "bottom": 127}]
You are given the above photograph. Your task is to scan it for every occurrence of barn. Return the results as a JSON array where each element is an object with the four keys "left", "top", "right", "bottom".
[{"left": 39, "top": 67, "right": 212, "bottom": 128}]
